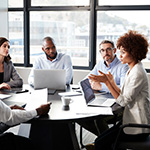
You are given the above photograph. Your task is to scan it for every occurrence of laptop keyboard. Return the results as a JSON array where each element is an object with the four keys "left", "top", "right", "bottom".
[{"left": 90, "top": 98, "right": 106, "bottom": 105}]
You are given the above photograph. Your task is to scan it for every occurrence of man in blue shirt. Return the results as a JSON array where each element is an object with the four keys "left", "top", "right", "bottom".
[
  {"left": 28, "top": 36, "right": 73, "bottom": 86},
  {"left": 88, "top": 40, "right": 128, "bottom": 93},
  {"left": 78, "top": 40, "right": 129, "bottom": 146}
]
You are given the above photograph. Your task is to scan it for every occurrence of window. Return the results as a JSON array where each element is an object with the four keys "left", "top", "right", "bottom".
[
  {"left": 8, "top": 12, "right": 24, "bottom": 63},
  {"left": 8, "top": 0, "right": 150, "bottom": 71},
  {"left": 96, "top": 11, "right": 150, "bottom": 69},
  {"left": 8, "top": 0, "right": 23, "bottom": 7},
  {"left": 30, "top": 11, "right": 90, "bottom": 67},
  {"left": 31, "top": 0, "right": 89, "bottom": 6},
  {"left": 98, "top": 0, "right": 150, "bottom": 5}
]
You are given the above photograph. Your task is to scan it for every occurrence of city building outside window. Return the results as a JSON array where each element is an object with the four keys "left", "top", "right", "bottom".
[{"left": 8, "top": 0, "right": 150, "bottom": 70}]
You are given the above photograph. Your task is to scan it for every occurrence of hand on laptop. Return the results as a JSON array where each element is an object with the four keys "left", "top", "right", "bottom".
[{"left": 36, "top": 102, "right": 52, "bottom": 116}]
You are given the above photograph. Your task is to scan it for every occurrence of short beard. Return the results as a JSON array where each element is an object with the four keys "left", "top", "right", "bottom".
[{"left": 45, "top": 52, "right": 57, "bottom": 60}]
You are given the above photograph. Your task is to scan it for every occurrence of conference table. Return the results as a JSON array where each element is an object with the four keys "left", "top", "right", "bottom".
[{"left": 1, "top": 84, "right": 114, "bottom": 150}]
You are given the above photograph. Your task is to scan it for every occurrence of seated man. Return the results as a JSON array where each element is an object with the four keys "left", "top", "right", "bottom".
[
  {"left": 77, "top": 40, "right": 129, "bottom": 137},
  {"left": 0, "top": 100, "right": 51, "bottom": 150},
  {"left": 28, "top": 36, "right": 73, "bottom": 86},
  {"left": 89, "top": 40, "right": 128, "bottom": 93}
]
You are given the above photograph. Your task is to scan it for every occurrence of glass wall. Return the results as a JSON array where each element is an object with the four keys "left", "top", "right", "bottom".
[
  {"left": 30, "top": 11, "right": 90, "bottom": 66},
  {"left": 8, "top": 0, "right": 150, "bottom": 70},
  {"left": 8, "top": 0, "right": 23, "bottom": 7},
  {"left": 96, "top": 11, "right": 150, "bottom": 69},
  {"left": 31, "top": 0, "right": 89, "bottom": 6},
  {"left": 98, "top": 0, "right": 150, "bottom": 5},
  {"left": 8, "top": 12, "right": 24, "bottom": 63}
]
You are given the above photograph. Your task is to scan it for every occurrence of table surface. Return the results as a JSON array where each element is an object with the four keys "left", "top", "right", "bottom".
[
  {"left": 1, "top": 84, "right": 113, "bottom": 122},
  {"left": 0, "top": 85, "right": 115, "bottom": 150}
]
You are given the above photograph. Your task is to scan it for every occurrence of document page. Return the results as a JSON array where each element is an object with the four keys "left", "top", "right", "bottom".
[
  {"left": 25, "top": 88, "right": 48, "bottom": 110},
  {"left": 58, "top": 91, "right": 82, "bottom": 97},
  {"left": 76, "top": 107, "right": 113, "bottom": 116}
]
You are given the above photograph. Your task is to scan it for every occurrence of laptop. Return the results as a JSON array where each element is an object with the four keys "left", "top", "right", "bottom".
[
  {"left": 80, "top": 78, "right": 115, "bottom": 107},
  {"left": 34, "top": 69, "right": 66, "bottom": 91}
]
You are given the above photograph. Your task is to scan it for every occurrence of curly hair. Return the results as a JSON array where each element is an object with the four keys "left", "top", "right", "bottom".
[{"left": 116, "top": 30, "right": 149, "bottom": 61}]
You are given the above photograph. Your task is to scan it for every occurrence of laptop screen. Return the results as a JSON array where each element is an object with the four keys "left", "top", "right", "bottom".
[{"left": 80, "top": 78, "right": 95, "bottom": 103}]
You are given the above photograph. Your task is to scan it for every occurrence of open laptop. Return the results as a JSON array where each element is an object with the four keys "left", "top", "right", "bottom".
[
  {"left": 80, "top": 78, "right": 115, "bottom": 107},
  {"left": 34, "top": 69, "right": 66, "bottom": 92}
]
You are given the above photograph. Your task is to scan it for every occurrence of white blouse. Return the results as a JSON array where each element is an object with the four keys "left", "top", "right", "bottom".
[
  {"left": 0, "top": 100, "right": 37, "bottom": 126},
  {"left": 116, "top": 61, "right": 150, "bottom": 134}
]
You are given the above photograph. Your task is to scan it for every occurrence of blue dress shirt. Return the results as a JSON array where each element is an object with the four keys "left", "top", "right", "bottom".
[
  {"left": 28, "top": 52, "right": 73, "bottom": 85},
  {"left": 88, "top": 56, "right": 129, "bottom": 93}
]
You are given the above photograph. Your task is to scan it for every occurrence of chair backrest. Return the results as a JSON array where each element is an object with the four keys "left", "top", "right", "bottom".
[
  {"left": 113, "top": 123, "right": 150, "bottom": 150},
  {"left": 116, "top": 136, "right": 150, "bottom": 150}
]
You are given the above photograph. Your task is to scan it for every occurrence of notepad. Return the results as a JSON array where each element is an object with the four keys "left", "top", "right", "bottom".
[{"left": 58, "top": 91, "right": 82, "bottom": 97}]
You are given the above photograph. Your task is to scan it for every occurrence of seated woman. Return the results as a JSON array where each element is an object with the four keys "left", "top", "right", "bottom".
[
  {"left": 89, "top": 30, "right": 150, "bottom": 150},
  {"left": 0, "top": 37, "right": 23, "bottom": 90}
]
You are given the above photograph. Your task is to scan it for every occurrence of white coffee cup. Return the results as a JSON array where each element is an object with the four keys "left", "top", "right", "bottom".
[{"left": 61, "top": 96, "right": 72, "bottom": 106}]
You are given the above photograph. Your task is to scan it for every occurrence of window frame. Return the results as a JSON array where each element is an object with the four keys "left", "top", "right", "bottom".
[{"left": 8, "top": 0, "right": 150, "bottom": 72}]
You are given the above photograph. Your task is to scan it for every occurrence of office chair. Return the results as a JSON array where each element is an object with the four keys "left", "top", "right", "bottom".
[
  {"left": 113, "top": 123, "right": 150, "bottom": 150},
  {"left": 79, "top": 103, "right": 124, "bottom": 149},
  {"left": 79, "top": 114, "right": 122, "bottom": 149},
  {"left": 0, "top": 123, "right": 10, "bottom": 134}
]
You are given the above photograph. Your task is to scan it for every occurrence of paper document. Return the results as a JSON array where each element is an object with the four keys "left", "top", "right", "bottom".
[
  {"left": 25, "top": 88, "right": 48, "bottom": 110},
  {"left": 0, "top": 94, "right": 11, "bottom": 100},
  {"left": 76, "top": 107, "right": 113, "bottom": 116},
  {"left": 58, "top": 91, "right": 82, "bottom": 97}
]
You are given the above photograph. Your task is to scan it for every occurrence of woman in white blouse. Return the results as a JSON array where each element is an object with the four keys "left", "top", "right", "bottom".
[{"left": 89, "top": 30, "right": 150, "bottom": 150}]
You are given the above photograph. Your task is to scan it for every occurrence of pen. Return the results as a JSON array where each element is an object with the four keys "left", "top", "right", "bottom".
[{"left": 16, "top": 89, "right": 29, "bottom": 94}]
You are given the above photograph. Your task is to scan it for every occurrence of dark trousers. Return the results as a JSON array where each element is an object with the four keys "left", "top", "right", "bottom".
[
  {"left": 0, "top": 132, "right": 36, "bottom": 150},
  {"left": 95, "top": 122, "right": 149, "bottom": 150},
  {"left": 77, "top": 114, "right": 122, "bottom": 136}
]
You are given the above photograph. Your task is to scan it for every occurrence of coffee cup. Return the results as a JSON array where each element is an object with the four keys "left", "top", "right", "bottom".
[{"left": 61, "top": 96, "right": 72, "bottom": 106}]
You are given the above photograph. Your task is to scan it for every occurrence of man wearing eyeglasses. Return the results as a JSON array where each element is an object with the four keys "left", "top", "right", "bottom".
[
  {"left": 89, "top": 40, "right": 129, "bottom": 93},
  {"left": 77, "top": 40, "right": 129, "bottom": 149},
  {"left": 28, "top": 36, "right": 73, "bottom": 86}
]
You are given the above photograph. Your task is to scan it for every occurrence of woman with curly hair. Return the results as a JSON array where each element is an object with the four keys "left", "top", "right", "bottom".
[
  {"left": 89, "top": 30, "right": 150, "bottom": 150},
  {"left": 0, "top": 37, "right": 23, "bottom": 89}
]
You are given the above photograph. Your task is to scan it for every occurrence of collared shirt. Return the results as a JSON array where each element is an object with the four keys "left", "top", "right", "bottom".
[
  {"left": 89, "top": 56, "right": 129, "bottom": 93},
  {"left": 0, "top": 100, "right": 37, "bottom": 126},
  {"left": 116, "top": 61, "right": 150, "bottom": 134},
  {"left": 28, "top": 52, "right": 73, "bottom": 85}
]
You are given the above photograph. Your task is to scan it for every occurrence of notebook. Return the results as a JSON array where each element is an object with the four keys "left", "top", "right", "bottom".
[
  {"left": 79, "top": 78, "right": 115, "bottom": 107},
  {"left": 34, "top": 69, "right": 66, "bottom": 91}
]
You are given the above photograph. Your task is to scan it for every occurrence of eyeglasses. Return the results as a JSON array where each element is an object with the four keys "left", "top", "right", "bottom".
[{"left": 99, "top": 47, "right": 114, "bottom": 53}]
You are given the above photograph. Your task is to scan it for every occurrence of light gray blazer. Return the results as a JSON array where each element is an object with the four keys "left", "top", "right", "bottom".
[
  {"left": 3, "top": 61, "right": 23, "bottom": 87},
  {"left": 116, "top": 62, "right": 150, "bottom": 134}
]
